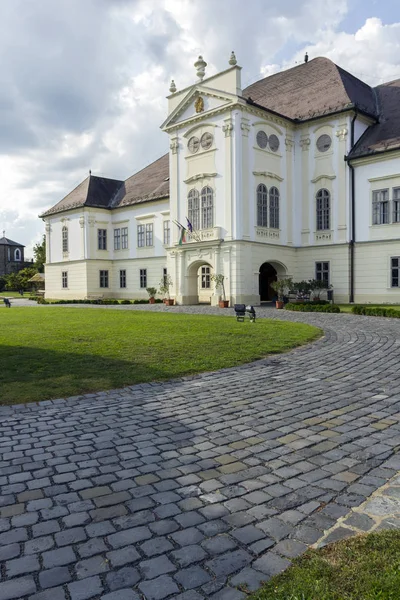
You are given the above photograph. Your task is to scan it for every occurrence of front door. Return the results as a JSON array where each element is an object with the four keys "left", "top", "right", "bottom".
[{"left": 259, "top": 263, "right": 277, "bottom": 301}]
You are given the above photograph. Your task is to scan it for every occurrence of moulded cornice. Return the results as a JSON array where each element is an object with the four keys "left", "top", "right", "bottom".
[
  {"left": 183, "top": 122, "right": 218, "bottom": 138},
  {"left": 311, "top": 174, "right": 336, "bottom": 183},
  {"left": 368, "top": 173, "right": 400, "bottom": 182},
  {"left": 184, "top": 172, "right": 217, "bottom": 183},
  {"left": 252, "top": 120, "right": 283, "bottom": 136},
  {"left": 253, "top": 171, "right": 284, "bottom": 182}
]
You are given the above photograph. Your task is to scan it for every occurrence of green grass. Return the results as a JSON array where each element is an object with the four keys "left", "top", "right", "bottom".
[
  {"left": 338, "top": 304, "right": 400, "bottom": 314},
  {"left": 0, "top": 291, "right": 30, "bottom": 298},
  {"left": 0, "top": 308, "right": 321, "bottom": 405},
  {"left": 250, "top": 531, "right": 400, "bottom": 600}
]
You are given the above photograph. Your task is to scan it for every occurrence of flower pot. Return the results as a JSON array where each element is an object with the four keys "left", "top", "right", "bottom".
[
  {"left": 275, "top": 300, "right": 284, "bottom": 309},
  {"left": 164, "top": 299, "right": 174, "bottom": 306},
  {"left": 218, "top": 300, "right": 229, "bottom": 308},
  {"left": 149, "top": 297, "right": 155, "bottom": 304}
]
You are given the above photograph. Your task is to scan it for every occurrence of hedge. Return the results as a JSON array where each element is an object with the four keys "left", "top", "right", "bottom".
[
  {"left": 352, "top": 305, "right": 400, "bottom": 318},
  {"left": 285, "top": 302, "right": 340, "bottom": 313}
]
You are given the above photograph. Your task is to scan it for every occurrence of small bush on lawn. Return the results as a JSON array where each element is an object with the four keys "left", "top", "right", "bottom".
[
  {"left": 286, "top": 302, "right": 340, "bottom": 313},
  {"left": 352, "top": 305, "right": 400, "bottom": 318},
  {"left": 133, "top": 299, "right": 149, "bottom": 304},
  {"left": 120, "top": 300, "right": 131, "bottom": 304}
]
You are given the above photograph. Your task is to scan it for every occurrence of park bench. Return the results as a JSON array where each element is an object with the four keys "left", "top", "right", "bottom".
[
  {"left": 234, "top": 304, "right": 256, "bottom": 322},
  {"left": 3, "top": 298, "right": 11, "bottom": 308}
]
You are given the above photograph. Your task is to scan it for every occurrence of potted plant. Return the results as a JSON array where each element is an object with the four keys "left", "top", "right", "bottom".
[
  {"left": 146, "top": 287, "right": 157, "bottom": 304},
  {"left": 159, "top": 275, "right": 174, "bottom": 306},
  {"left": 271, "top": 277, "right": 292, "bottom": 309},
  {"left": 211, "top": 273, "right": 229, "bottom": 308},
  {"left": 311, "top": 279, "right": 331, "bottom": 301},
  {"left": 293, "top": 280, "right": 313, "bottom": 302}
]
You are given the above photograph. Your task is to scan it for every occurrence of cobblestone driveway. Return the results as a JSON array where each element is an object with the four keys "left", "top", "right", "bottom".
[{"left": 1, "top": 308, "right": 400, "bottom": 600}]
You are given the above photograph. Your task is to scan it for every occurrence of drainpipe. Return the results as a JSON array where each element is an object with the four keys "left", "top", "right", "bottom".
[{"left": 349, "top": 110, "right": 357, "bottom": 303}]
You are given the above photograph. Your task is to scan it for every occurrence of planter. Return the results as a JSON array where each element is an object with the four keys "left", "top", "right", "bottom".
[
  {"left": 218, "top": 300, "right": 229, "bottom": 308},
  {"left": 164, "top": 299, "right": 174, "bottom": 306},
  {"left": 149, "top": 297, "right": 155, "bottom": 304},
  {"left": 275, "top": 300, "right": 284, "bottom": 309}
]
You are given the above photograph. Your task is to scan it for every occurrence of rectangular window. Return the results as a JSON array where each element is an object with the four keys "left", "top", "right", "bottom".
[
  {"left": 140, "top": 269, "right": 147, "bottom": 288},
  {"left": 99, "top": 270, "right": 109, "bottom": 288},
  {"left": 120, "top": 269, "right": 126, "bottom": 288},
  {"left": 393, "top": 188, "right": 400, "bottom": 223},
  {"left": 201, "top": 266, "right": 211, "bottom": 289},
  {"left": 62, "top": 271, "right": 68, "bottom": 289},
  {"left": 163, "top": 267, "right": 168, "bottom": 286},
  {"left": 114, "top": 228, "right": 121, "bottom": 250},
  {"left": 137, "top": 224, "right": 145, "bottom": 247},
  {"left": 372, "top": 189, "right": 389, "bottom": 225},
  {"left": 315, "top": 262, "right": 330, "bottom": 285},
  {"left": 145, "top": 223, "right": 153, "bottom": 246},
  {"left": 98, "top": 229, "right": 107, "bottom": 250},
  {"left": 121, "top": 227, "right": 128, "bottom": 249},
  {"left": 163, "top": 221, "right": 170, "bottom": 245},
  {"left": 391, "top": 257, "right": 399, "bottom": 288}
]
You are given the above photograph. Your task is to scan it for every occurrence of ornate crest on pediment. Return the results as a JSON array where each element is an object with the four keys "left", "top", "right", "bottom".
[{"left": 194, "top": 96, "right": 204, "bottom": 113}]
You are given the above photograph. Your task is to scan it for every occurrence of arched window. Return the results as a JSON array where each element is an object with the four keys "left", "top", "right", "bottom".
[
  {"left": 201, "top": 186, "right": 213, "bottom": 229},
  {"left": 269, "top": 187, "right": 280, "bottom": 229},
  {"left": 14, "top": 248, "right": 21, "bottom": 261},
  {"left": 316, "top": 189, "right": 330, "bottom": 230},
  {"left": 188, "top": 189, "right": 200, "bottom": 230},
  {"left": 257, "top": 184, "right": 268, "bottom": 227},
  {"left": 62, "top": 226, "right": 68, "bottom": 252}
]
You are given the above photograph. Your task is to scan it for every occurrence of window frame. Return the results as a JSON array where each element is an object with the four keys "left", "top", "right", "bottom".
[
  {"left": 145, "top": 223, "right": 153, "bottom": 247},
  {"left": 121, "top": 227, "right": 128, "bottom": 249},
  {"left": 201, "top": 266, "right": 211, "bottom": 289},
  {"left": 62, "top": 226, "right": 68, "bottom": 253},
  {"left": 14, "top": 248, "right": 21, "bottom": 261},
  {"left": 137, "top": 224, "right": 145, "bottom": 248},
  {"left": 392, "top": 188, "right": 400, "bottom": 223},
  {"left": 114, "top": 228, "right": 121, "bottom": 250},
  {"left": 98, "top": 229, "right": 107, "bottom": 250},
  {"left": 269, "top": 187, "right": 280, "bottom": 229},
  {"left": 201, "top": 186, "right": 213, "bottom": 229},
  {"left": 372, "top": 189, "right": 389, "bottom": 225},
  {"left": 163, "top": 220, "right": 170, "bottom": 245},
  {"left": 62, "top": 271, "right": 68, "bottom": 289},
  {"left": 99, "top": 270, "right": 109, "bottom": 288},
  {"left": 391, "top": 257, "right": 400, "bottom": 288},
  {"left": 188, "top": 189, "right": 200, "bottom": 231},
  {"left": 256, "top": 184, "right": 268, "bottom": 228},
  {"left": 162, "top": 267, "right": 168, "bottom": 287},
  {"left": 315, "top": 261, "right": 330, "bottom": 285},
  {"left": 316, "top": 189, "right": 331, "bottom": 231},
  {"left": 120, "top": 269, "right": 126, "bottom": 288},
  {"left": 139, "top": 268, "right": 147, "bottom": 289}
]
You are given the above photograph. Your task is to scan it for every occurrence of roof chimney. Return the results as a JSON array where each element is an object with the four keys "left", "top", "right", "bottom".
[{"left": 304, "top": 52, "right": 309, "bottom": 64}]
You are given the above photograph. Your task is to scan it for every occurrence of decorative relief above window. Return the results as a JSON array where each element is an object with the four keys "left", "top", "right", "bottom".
[
  {"left": 316, "top": 134, "right": 332, "bottom": 153},
  {"left": 200, "top": 132, "right": 213, "bottom": 150},
  {"left": 256, "top": 130, "right": 268, "bottom": 149},
  {"left": 269, "top": 134, "right": 280, "bottom": 152},
  {"left": 188, "top": 136, "right": 200, "bottom": 154}
]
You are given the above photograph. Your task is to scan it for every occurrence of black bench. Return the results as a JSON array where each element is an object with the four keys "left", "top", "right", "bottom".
[
  {"left": 3, "top": 298, "right": 11, "bottom": 308},
  {"left": 234, "top": 304, "right": 256, "bottom": 322}
]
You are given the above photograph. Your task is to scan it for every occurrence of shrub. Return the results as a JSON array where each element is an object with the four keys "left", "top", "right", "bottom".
[
  {"left": 285, "top": 302, "right": 340, "bottom": 313},
  {"left": 133, "top": 299, "right": 149, "bottom": 304},
  {"left": 36, "top": 296, "right": 48, "bottom": 304},
  {"left": 155, "top": 298, "right": 163, "bottom": 303},
  {"left": 351, "top": 305, "right": 400, "bottom": 318},
  {"left": 120, "top": 300, "right": 131, "bottom": 305},
  {"left": 101, "top": 299, "right": 119, "bottom": 305}
]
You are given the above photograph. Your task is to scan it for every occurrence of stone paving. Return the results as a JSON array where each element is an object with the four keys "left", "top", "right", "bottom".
[{"left": 1, "top": 306, "right": 400, "bottom": 599}]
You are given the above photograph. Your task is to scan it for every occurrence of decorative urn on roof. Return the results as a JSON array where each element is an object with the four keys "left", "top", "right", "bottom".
[{"left": 194, "top": 55, "right": 207, "bottom": 81}]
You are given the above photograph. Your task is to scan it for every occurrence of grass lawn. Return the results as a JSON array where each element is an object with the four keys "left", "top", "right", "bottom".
[
  {"left": 0, "top": 291, "right": 30, "bottom": 298},
  {"left": 250, "top": 530, "right": 400, "bottom": 600},
  {"left": 0, "top": 308, "right": 321, "bottom": 405},
  {"left": 339, "top": 304, "right": 400, "bottom": 314}
]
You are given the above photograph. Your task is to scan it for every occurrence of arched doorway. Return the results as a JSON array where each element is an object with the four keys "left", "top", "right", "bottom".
[
  {"left": 259, "top": 261, "right": 288, "bottom": 302},
  {"left": 186, "top": 261, "right": 214, "bottom": 304},
  {"left": 259, "top": 263, "right": 277, "bottom": 301}
]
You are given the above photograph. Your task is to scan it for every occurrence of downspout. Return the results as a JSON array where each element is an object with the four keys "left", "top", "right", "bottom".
[{"left": 349, "top": 110, "right": 357, "bottom": 303}]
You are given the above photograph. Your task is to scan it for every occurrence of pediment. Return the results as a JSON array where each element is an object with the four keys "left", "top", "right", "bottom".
[{"left": 162, "top": 86, "right": 237, "bottom": 131}]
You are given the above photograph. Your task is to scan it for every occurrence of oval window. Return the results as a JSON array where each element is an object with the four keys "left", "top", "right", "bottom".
[
  {"left": 200, "top": 132, "right": 213, "bottom": 150},
  {"left": 188, "top": 136, "right": 200, "bottom": 153},
  {"left": 269, "top": 134, "right": 280, "bottom": 152},
  {"left": 256, "top": 130, "right": 268, "bottom": 149},
  {"left": 316, "top": 134, "right": 332, "bottom": 153}
]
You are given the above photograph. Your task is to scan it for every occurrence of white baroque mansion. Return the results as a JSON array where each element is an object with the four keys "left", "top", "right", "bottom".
[{"left": 41, "top": 53, "right": 400, "bottom": 304}]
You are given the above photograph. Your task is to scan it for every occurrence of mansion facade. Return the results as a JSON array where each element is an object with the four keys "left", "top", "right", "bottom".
[{"left": 41, "top": 54, "right": 400, "bottom": 304}]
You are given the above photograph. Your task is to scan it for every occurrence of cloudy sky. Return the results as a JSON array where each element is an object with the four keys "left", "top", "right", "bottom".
[{"left": 1, "top": 0, "right": 400, "bottom": 256}]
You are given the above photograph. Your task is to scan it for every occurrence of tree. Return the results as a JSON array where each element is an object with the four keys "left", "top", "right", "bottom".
[
  {"left": 33, "top": 235, "right": 46, "bottom": 273},
  {"left": 4, "top": 267, "right": 38, "bottom": 291}
]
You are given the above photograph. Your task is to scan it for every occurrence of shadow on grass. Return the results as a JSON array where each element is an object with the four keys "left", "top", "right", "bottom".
[{"left": 0, "top": 345, "right": 180, "bottom": 405}]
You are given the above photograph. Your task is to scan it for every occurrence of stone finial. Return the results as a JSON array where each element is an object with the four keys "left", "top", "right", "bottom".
[
  {"left": 194, "top": 55, "right": 207, "bottom": 81},
  {"left": 229, "top": 51, "right": 237, "bottom": 66},
  {"left": 169, "top": 79, "right": 177, "bottom": 93}
]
